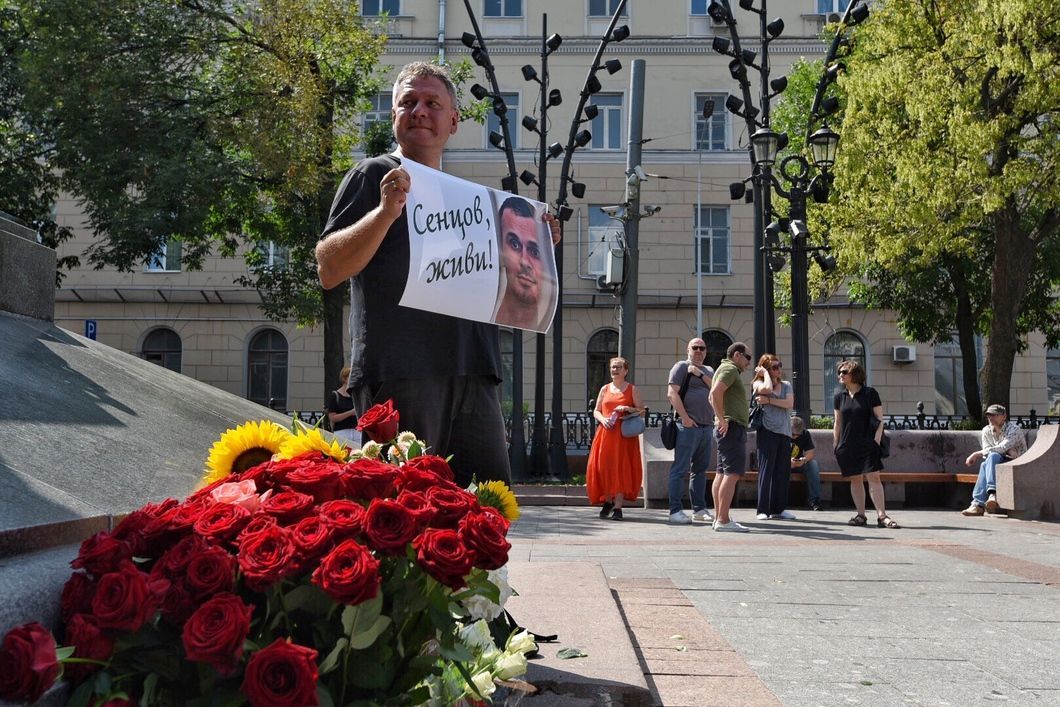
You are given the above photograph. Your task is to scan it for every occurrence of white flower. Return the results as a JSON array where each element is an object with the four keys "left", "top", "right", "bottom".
[
  {"left": 459, "top": 620, "right": 496, "bottom": 653},
  {"left": 470, "top": 670, "right": 496, "bottom": 698},
  {"left": 462, "top": 567, "right": 514, "bottom": 622},
  {"left": 492, "top": 650, "right": 528, "bottom": 681},
  {"left": 505, "top": 628, "right": 537, "bottom": 657},
  {"left": 360, "top": 440, "right": 383, "bottom": 459},
  {"left": 397, "top": 430, "right": 418, "bottom": 444}
]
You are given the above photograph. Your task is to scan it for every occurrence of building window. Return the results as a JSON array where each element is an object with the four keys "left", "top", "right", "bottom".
[
  {"left": 142, "top": 328, "right": 181, "bottom": 372},
  {"left": 586, "top": 206, "right": 623, "bottom": 276},
  {"left": 485, "top": 0, "right": 522, "bottom": 17},
  {"left": 248, "top": 328, "right": 288, "bottom": 412},
  {"left": 1048, "top": 348, "right": 1060, "bottom": 416},
  {"left": 695, "top": 93, "right": 727, "bottom": 151},
  {"left": 145, "top": 238, "right": 182, "bottom": 272},
  {"left": 694, "top": 206, "right": 729, "bottom": 275},
  {"left": 824, "top": 330, "right": 866, "bottom": 411},
  {"left": 486, "top": 93, "right": 519, "bottom": 149},
  {"left": 254, "top": 241, "right": 288, "bottom": 270},
  {"left": 690, "top": 0, "right": 709, "bottom": 15},
  {"left": 586, "top": 328, "right": 619, "bottom": 408},
  {"left": 362, "top": 0, "right": 399, "bottom": 15},
  {"left": 589, "top": 0, "right": 627, "bottom": 16},
  {"left": 934, "top": 336, "right": 982, "bottom": 416},
  {"left": 701, "top": 329, "right": 733, "bottom": 371},
  {"left": 364, "top": 92, "right": 392, "bottom": 129},
  {"left": 589, "top": 94, "right": 623, "bottom": 150},
  {"left": 817, "top": 0, "right": 850, "bottom": 13}
]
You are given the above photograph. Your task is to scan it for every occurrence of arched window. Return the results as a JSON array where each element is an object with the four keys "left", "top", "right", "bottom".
[
  {"left": 824, "top": 330, "right": 866, "bottom": 411},
  {"left": 248, "top": 329, "right": 288, "bottom": 412},
  {"left": 700, "top": 329, "right": 733, "bottom": 371},
  {"left": 1048, "top": 348, "right": 1060, "bottom": 415},
  {"left": 934, "top": 336, "right": 982, "bottom": 416},
  {"left": 586, "top": 328, "right": 618, "bottom": 409},
  {"left": 142, "top": 328, "right": 181, "bottom": 372}
]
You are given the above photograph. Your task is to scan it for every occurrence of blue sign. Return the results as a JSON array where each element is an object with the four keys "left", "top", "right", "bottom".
[{"left": 85, "top": 320, "right": 97, "bottom": 340}]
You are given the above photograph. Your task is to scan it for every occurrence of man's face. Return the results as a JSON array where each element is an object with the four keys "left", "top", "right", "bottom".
[
  {"left": 688, "top": 339, "right": 707, "bottom": 364},
  {"left": 732, "top": 349, "right": 750, "bottom": 372},
  {"left": 987, "top": 412, "right": 1006, "bottom": 427},
  {"left": 500, "top": 209, "right": 542, "bottom": 306},
  {"left": 391, "top": 76, "right": 458, "bottom": 154}
]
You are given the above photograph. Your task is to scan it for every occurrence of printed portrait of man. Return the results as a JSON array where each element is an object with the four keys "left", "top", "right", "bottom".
[{"left": 491, "top": 194, "right": 557, "bottom": 332}]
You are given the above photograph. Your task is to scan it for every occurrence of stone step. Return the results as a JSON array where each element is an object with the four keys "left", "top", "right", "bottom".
[
  {"left": 513, "top": 484, "right": 590, "bottom": 507},
  {"left": 506, "top": 561, "right": 652, "bottom": 705}
]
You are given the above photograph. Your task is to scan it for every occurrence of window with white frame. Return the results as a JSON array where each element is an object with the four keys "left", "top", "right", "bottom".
[
  {"left": 486, "top": 93, "right": 519, "bottom": 149},
  {"left": 254, "top": 241, "right": 289, "bottom": 270},
  {"left": 589, "top": 0, "right": 627, "bottom": 16},
  {"left": 690, "top": 0, "right": 709, "bottom": 14},
  {"left": 824, "top": 331, "right": 866, "bottom": 411},
  {"left": 485, "top": 0, "right": 522, "bottom": 17},
  {"left": 586, "top": 206, "right": 624, "bottom": 276},
  {"left": 589, "top": 94, "right": 623, "bottom": 150},
  {"left": 361, "top": 0, "right": 399, "bottom": 15},
  {"left": 817, "top": 0, "right": 850, "bottom": 13},
  {"left": 145, "top": 238, "right": 182, "bottom": 272},
  {"left": 364, "top": 93, "right": 392, "bottom": 129},
  {"left": 694, "top": 206, "right": 729, "bottom": 275},
  {"left": 695, "top": 93, "right": 727, "bottom": 151}
]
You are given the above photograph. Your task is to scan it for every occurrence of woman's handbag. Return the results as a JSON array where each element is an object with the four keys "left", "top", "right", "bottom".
[
  {"left": 748, "top": 399, "right": 764, "bottom": 431},
  {"left": 661, "top": 372, "right": 694, "bottom": 450},
  {"left": 621, "top": 413, "right": 646, "bottom": 438}
]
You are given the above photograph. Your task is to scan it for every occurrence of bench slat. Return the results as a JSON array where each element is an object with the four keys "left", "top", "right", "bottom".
[{"left": 705, "top": 471, "right": 959, "bottom": 483}]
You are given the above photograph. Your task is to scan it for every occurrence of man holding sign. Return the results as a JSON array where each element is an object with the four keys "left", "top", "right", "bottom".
[{"left": 315, "top": 62, "right": 559, "bottom": 487}]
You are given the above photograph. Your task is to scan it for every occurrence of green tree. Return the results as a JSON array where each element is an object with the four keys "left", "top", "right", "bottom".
[
  {"left": 823, "top": 0, "right": 1060, "bottom": 416},
  {"left": 19, "top": 0, "right": 387, "bottom": 401}
]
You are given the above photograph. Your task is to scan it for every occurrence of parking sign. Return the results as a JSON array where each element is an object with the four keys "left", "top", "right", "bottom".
[{"left": 85, "top": 320, "right": 97, "bottom": 340}]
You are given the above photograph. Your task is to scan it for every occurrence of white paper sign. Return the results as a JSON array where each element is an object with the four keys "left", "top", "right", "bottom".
[{"left": 400, "top": 159, "right": 558, "bottom": 334}]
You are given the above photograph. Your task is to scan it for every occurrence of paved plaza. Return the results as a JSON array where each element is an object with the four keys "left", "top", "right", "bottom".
[{"left": 507, "top": 506, "right": 1060, "bottom": 706}]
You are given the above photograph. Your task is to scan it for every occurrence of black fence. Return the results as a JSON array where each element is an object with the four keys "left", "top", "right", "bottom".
[{"left": 292, "top": 402, "right": 1054, "bottom": 453}]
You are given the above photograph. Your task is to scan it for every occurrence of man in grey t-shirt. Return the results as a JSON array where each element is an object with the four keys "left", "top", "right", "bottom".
[{"left": 666, "top": 337, "right": 716, "bottom": 524}]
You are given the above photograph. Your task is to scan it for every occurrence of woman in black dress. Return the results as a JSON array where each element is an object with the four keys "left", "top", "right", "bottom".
[
  {"left": 327, "top": 366, "right": 359, "bottom": 445},
  {"left": 832, "top": 361, "right": 899, "bottom": 528}
]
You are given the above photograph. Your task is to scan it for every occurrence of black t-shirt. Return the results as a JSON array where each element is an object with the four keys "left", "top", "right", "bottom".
[
  {"left": 325, "top": 391, "right": 357, "bottom": 431},
  {"left": 321, "top": 154, "right": 502, "bottom": 389},
  {"left": 791, "top": 429, "right": 814, "bottom": 459}
]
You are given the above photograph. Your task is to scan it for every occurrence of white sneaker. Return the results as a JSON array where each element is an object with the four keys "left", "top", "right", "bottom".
[
  {"left": 668, "top": 511, "right": 693, "bottom": 525},
  {"left": 714, "top": 520, "right": 750, "bottom": 533},
  {"left": 985, "top": 493, "right": 1000, "bottom": 514},
  {"left": 756, "top": 513, "right": 769, "bottom": 520},
  {"left": 769, "top": 510, "right": 797, "bottom": 520},
  {"left": 692, "top": 508, "right": 714, "bottom": 521}
]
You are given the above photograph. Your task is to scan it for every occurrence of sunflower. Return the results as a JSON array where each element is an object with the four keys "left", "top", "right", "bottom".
[
  {"left": 277, "top": 427, "right": 350, "bottom": 463},
  {"left": 203, "top": 421, "right": 292, "bottom": 485},
  {"left": 475, "top": 480, "right": 520, "bottom": 522}
]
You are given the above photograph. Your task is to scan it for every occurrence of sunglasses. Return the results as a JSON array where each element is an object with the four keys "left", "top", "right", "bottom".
[
  {"left": 770, "top": 363, "right": 782, "bottom": 370},
  {"left": 691, "top": 345, "right": 706, "bottom": 351},
  {"left": 838, "top": 370, "right": 851, "bottom": 376}
]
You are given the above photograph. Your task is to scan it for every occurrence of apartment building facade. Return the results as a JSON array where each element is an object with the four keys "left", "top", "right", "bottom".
[{"left": 51, "top": 0, "right": 1058, "bottom": 419}]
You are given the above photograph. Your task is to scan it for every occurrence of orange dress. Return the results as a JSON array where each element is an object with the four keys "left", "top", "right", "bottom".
[{"left": 586, "top": 384, "right": 642, "bottom": 504}]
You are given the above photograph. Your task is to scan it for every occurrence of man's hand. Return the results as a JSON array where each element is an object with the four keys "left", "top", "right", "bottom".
[
  {"left": 965, "top": 451, "right": 982, "bottom": 466},
  {"left": 716, "top": 420, "right": 728, "bottom": 437},
  {"left": 681, "top": 414, "right": 696, "bottom": 428},
  {"left": 543, "top": 212, "right": 562, "bottom": 245},
  {"left": 379, "top": 167, "right": 410, "bottom": 219}
]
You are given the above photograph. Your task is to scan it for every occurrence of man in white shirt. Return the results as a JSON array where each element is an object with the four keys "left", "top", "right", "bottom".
[{"left": 961, "top": 404, "right": 1027, "bottom": 515}]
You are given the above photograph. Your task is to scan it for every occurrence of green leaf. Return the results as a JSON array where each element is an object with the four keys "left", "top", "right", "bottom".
[
  {"left": 347, "top": 615, "right": 392, "bottom": 650},
  {"left": 318, "top": 637, "right": 348, "bottom": 675},
  {"left": 283, "top": 583, "right": 332, "bottom": 616},
  {"left": 406, "top": 441, "right": 423, "bottom": 458},
  {"left": 557, "top": 647, "right": 588, "bottom": 659},
  {"left": 340, "top": 593, "right": 383, "bottom": 636},
  {"left": 316, "top": 684, "right": 336, "bottom": 707},
  {"left": 139, "top": 672, "right": 158, "bottom": 707},
  {"left": 55, "top": 645, "right": 76, "bottom": 660},
  {"left": 67, "top": 679, "right": 95, "bottom": 707},
  {"left": 438, "top": 641, "right": 474, "bottom": 663}
]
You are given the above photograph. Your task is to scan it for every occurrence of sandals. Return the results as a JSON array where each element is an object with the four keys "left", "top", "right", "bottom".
[
  {"left": 877, "top": 515, "right": 901, "bottom": 529},
  {"left": 847, "top": 514, "right": 867, "bottom": 526},
  {"left": 599, "top": 501, "right": 614, "bottom": 519}
]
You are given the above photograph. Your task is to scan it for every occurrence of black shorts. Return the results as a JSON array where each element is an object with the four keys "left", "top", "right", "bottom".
[{"left": 715, "top": 422, "right": 747, "bottom": 476}]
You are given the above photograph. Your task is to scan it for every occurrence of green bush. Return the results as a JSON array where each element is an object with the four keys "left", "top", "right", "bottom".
[
  {"left": 950, "top": 418, "right": 983, "bottom": 431},
  {"left": 809, "top": 415, "right": 834, "bottom": 429}
]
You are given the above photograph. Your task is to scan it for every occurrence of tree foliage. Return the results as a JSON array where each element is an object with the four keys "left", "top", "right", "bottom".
[{"left": 823, "top": 0, "right": 1060, "bottom": 415}]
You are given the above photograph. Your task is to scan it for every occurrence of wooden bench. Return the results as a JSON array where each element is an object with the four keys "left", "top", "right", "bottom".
[{"left": 705, "top": 470, "right": 961, "bottom": 484}]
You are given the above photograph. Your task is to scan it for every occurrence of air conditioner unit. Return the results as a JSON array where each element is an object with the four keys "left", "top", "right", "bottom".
[
  {"left": 892, "top": 345, "right": 916, "bottom": 363},
  {"left": 605, "top": 248, "right": 624, "bottom": 286}
]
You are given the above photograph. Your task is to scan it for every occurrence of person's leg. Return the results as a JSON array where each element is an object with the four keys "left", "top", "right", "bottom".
[
  {"left": 755, "top": 429, "right": 773, "bottom": 516},
  {"left": 864, "top": 470, "right": 887, "bottom": 517},
  {"left": 803, "top": 459, "right": 822, "bottom": 507},
  {"left": 444, "top": 376, "right": 512, "bottom": 488},
  {"left": 667, "top": 425, "right": 694, "bottom": 516},
  {"left": 614, "top": 492, "right": 625, "bottom": 510},
  {"left": 972, "top": 452, "right": 1003, "bottom": 505},
  {"left": 717, "top": 474, "right": 740, "bottom": 524},
  {"left": 850, "top": 475, "right": 867, "bottom": 516},
  {"left": 689, "top": 427, "right": 712, "bottom": 513},
  {"left": 769, "top": 431, "right": 792, "bottom": 515},
  {"left": 715, "top": 425, "right": 746, "bottom": 524}
]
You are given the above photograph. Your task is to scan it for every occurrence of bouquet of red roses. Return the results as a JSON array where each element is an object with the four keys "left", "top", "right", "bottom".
[{"left": 0, "top": 401, "right": 530, "bottom": 706}]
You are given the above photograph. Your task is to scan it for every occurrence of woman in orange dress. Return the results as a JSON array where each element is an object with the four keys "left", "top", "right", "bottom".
[{"left": 586, "top": 357, "right": 645, "bottom": 520}]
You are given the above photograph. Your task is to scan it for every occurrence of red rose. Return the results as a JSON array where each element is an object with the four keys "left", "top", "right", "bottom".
[
  {"left": 238, "top": 513, "right": 279, "bottom": 542},
  {"left": 91, "top": 561, "right": 160, "bottom": 632},
  {"left": 185, "top": 544, "right": 237, "bottom": 599},
  {"left": 362, "top": 499, "right": 418, "bottom": 555},
  {"left": 182, "top": 593, "right": 254, "bottom": 676},
  {"left": 342, "top": 458, "right": 400, "bottom": 500},
  {"left": 396, "top": 489, "right": 436, "bottom": 528},
  {"left": 356, "top": 399, "right": 399, "bottom": 443},
  {"left": 259, "top": 454, "right": 317, "bottom": 486},
  {"left": 0, "top": 622, "right": 60, "bottom": 703},
  {"left": 289, "top": 515, "right": 334, "bottom": 564},
  {"left": 154, "top": 575, "right": 196, "bottom": 625},
  {"left": 260, "top": 490, "right": 316, "bottom": 522},
  {"left": 426, "top": 486, "right": 478, "bottom": 528},
  {"left": 311, "top": 539, "right": 381, "bottom": 605},
  {"left": 60, "top": 572, "right": 96, "bottom": 622},
  {"left": 71, "top": 530, "right": 132, "bottom": 577},
  {"left": 397, "top": 465, "right": 456, "bottom": 494},
  {"left": 193, "top": 502, "right": 252, "bottom": 544},
  {"left": 155, "top": 534, "right": 210, "bottom": 579},
  {"left": 459, "top": 507, "right": 511, "bottom": 570},
  {"left": 62, "top": 614, "right": 114, "bottom": 684},
  {"left": 286, "top": 460, "right": 345, "bottom": 501},
  {"left": 241, "top": 639, "right": 319, "bottom": 707},
  {"left": 109, "top": 508, "right": 155, "bottom": 556},
  {"left": 403, "top": 455, "right": 456, "bottom": 483},
  {"left": 413, "top": 528, "right": 474, "bottom": 589},
  {"left": 318, "top": 500, "right": 367, "bottom": 539},
  {"left": 237, "top": 525, "right": 299, "bottom": 591}
]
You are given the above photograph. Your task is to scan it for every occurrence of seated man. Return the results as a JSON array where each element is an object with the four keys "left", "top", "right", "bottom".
[
  {"left": 961, "top": 404, "right": 1027, "bottom": 515},
  {"left": 790, "top": 416, "right": 822, "bottom": 511}
]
